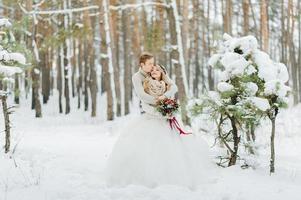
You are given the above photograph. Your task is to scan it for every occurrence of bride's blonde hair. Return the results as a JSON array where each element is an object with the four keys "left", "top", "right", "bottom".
[{"left": 143, "top": 64, "right": 172, "bottom": 94}]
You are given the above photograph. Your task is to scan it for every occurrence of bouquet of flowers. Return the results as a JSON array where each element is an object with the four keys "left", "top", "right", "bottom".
[
  {"left": 156, "top": 98, "right": 179, "bottom": 117},
  {"left": 156, "top": 98, "right": 191, "bottom": 135}
]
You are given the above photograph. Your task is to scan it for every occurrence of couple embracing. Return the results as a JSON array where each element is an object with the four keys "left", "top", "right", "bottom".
[{"left": 105, "top": 52, "right": 216, "bottom": 189}]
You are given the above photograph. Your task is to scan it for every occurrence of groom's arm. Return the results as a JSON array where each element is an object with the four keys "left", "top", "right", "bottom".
[
  {"left": 132, "top": 74, "right": 157, "bottom": 105},
  {"left": 164, "top": 77, "right": 178, "bottom": 98}
]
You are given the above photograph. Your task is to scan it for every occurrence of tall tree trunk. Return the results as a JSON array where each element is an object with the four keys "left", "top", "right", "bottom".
[
  {"left": 63, "top": 43, "right": 70, "bottom": 114},
  {"left": 63, "top": 1, "right": 71, "bottom": 114},
  {"left": 84, "top": 41, "right": 89, "bottom": 111},
  {"left": 260, "top": 0, "right": 269, "bottom": 51},
  {"left": 41, "top": 50, "right": 50, "bottom": 104},
  {"left": 167, "top": 0, "right": 189, "bottom": 124},
  {"left": 207, "top": 0, "right": 214, "bottom": 91},
  {"left": 288, "top": 0, "right": 299, "bottom": 104},
  {"left": 243, "top": 0, "right": 250, "bottom": 35},
  {"left": 77, "top": 39, "right": 83, "bottom": 109},
  {"left": 182, "top": 0, "right": 189, "bottom": 87},
  {"left": 110, "top": 0, "right": 122, "bottom": 117},
  {"left": 270, "top": 116, "right": 276, "bottom": 173},
  {"left": 228, "top": 116, "right": 240, "bottom": 166},
  {"left": 100, "top": 0, "right": 115, "bottom": 120},
  {"left": 14, "top": 74, "right": 20, "bottom": 104},
  {"left": 57, "top": 46, "right": 63, "bottom": 113},
  {"left": 122, "top": 4, "right": 132, "bottom": 115},
  {"left": 1, "top": 95, "right": 11, "bottom": 153},
  {"left": 193, "top": 0, "right": 200, "bottom": 96},
  {"left": 298, "top": 0, "right": 301, "bottom": 102},
  {"left": 83, "top": 0, "right": 97, "bottom": 117},
  {"left": 223, "top": 0, "right": 232, "bottom": 34}
]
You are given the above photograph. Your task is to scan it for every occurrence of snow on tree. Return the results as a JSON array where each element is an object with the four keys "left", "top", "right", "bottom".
[
  {"left": 0, "top": 18, "right": 27, "bottom": 153},
  {"left": 188, "top": 33, "right": 290, "bottom": 172}
]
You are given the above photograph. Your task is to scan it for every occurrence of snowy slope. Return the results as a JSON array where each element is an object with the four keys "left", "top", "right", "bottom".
[{"left": 0, "top": 95, "right": 300, "bottom": 200}]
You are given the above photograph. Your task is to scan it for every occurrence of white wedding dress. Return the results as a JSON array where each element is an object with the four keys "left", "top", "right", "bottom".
[{"left": 104, "top": 104, "right": 216, "bottom": 189}]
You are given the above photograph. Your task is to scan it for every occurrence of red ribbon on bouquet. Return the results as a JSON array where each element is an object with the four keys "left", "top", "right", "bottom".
[{"left": 168, "top": 117, "right": 192, "bottom": 135}]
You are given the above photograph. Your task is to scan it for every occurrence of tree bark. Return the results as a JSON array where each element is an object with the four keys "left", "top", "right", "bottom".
[
  {"left": 166, "top": 1, "right": 189, "bottom": 124},
  {"left": 100, "top": 0, "right": 114, "bottom": 120},
  {"left": 122, "top": 4, "right": 132, "bottom": 115},
  {"left": 260, "top": 0, "right": 269, "bottom": 52},
  {"left": 270, "top": 116, "right": 276, "bottom": 173},
  {"left": 1, "top": 95, "right": 11, "bottom": 153},
  {"left": 243, "top": 0, "right": 250, "bottom": 35}
]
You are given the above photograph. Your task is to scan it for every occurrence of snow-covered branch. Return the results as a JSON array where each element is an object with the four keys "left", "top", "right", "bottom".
[
  {"left": 18, "top": 3, "right": 99, "bottom": 15},
  {"left": 109, "top": 2, "right": 169, "bottom": 11}
]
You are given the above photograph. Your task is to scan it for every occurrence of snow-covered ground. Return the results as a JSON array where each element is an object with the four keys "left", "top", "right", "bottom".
[{"left": 0, "top": 95, "right": 300, "bottom": 200}]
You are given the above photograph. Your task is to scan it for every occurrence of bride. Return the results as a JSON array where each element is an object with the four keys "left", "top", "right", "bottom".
[{"left": 105, "top": 54, "right": 215, "bottom": 189}]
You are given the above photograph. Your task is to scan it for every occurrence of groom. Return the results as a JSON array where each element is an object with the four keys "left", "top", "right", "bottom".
[{"left": 132, "top": 52, "right": 178, "bottom": 113}]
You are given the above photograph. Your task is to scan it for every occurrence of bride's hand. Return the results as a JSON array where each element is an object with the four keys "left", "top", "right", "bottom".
[{"left": 157, "top": 95, "right": 166, "bottom": 101}]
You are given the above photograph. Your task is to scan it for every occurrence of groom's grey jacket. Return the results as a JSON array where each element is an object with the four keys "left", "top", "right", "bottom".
[{"left": 132, "top": 67, "right": 178, "bottom": 115}]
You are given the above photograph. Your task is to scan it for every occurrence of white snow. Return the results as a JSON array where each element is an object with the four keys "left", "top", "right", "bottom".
[
  {"left": 247, "top": 96, "right": 270, "bottom": 111},
  {"left": 244, "top": 64, "right": 257, "bottom": 75},
  {"left": 219, "top": 52, "right": 249, "bottom": 78},
  {"left": 217, "top": 82, "right": 234, "bottom": 93},
  {"left": 0, "top": 18, "right": 12, "bottom": 27},
  {"left": 33, "top": 68, "right": 40, "bottom": 74},
  {"left": 214, "top": 34, "right": 290, "bottom": 102},
  {"left": 275, "top": 62, "right": 289, "bottom": 82},
  {"left": 0, "top": 65, "right": 22, "bottom": 76},
  {"left": 220, "top": 34, "right": 258, "bottom": 56},
  {"left": 264, "top": 80, "right": 291, "bottom": 98},
  {"left": 220, "top": 52, "right": 241, "bottom": 68},
  {"left": 244, "top": 82, "right": 258, "bottom": 96},
  {"left": 0, "top": 93, "right": 300, "bottom": 200},
  {"left": 207, "top": 91, "right": 223, "bottom": 106},
  {"left": 208, "top": 53, "right": 221, "bottom": 67},
  {"left": 7, "top": 52, "right": 26, "bottom": 65}
]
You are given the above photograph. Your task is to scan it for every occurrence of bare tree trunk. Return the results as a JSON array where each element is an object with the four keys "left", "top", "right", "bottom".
[
  {"left": 14, "top": 74, "right": 20, "bottom": 104},
  {"left": 228, "top": 116, "right": 240, "bottom": 166},
  {"left": 57, "top": 46, "right": 63, "bottom": 113},
  {"left": 27, "top": 0, "right": 42, "bottom": 117},
  {"left": 167, "top": 1, "right": 189, "bottom": 124},
  {"left": 100, "top": 0, "right": 114, "bottom": 120},
  {"left": 182, "top": 0, "right": 189, "bottom": 85},
  {"left": 223, "top": 0, "right": 232, "bottom": 34},
  {"left": 1, "top": 95, "right": 11, "bottom": 153},
  {"left": 83, "top": 0, "right": 97, "bottom": 117},
  {"left": 243, "top": 0, "right": 250, "bottom": 35},
  {"left": 41, "top": 50, "right": 50, "bottom": 104},
  {"left": 193, "top": 0, "right": 200, "bottom": 96},
  {"left": 270, "top": 116, "right": 276, "bottom": 173},
  {"left": 288, "top": 0, "right": 299, "bottom": 104},
  {"left": 298, "top": 0, "right": 301, "bottom": 102},
  {"left": 77, "top": 39, "right": 83, "bottom": 109},
  {"left": 110, "top": 0, "right": 122, "bottom": 116},
  {"left": 122, "top": 4, "right": 132, "bottom": 115},
  {"left": 63, "top": 42, "right": 71, "bottom": 114},
  {"left": 207, "top": 0, "right": 214, "bottom": 91},
  {"left": 280, "top": 0, "right": 287, "bottom": 65},
  {"left": 260, "top": 0, "right": 269, "bottom": 51},
  {"left": 63, "top": 1, "right": 71, "bottom": 114},
  {"left": 32, "top": 68, "right": 42, "bottom": 117},
  {"left": 83, "top": 41, "right": 89, "bottom": 111}
]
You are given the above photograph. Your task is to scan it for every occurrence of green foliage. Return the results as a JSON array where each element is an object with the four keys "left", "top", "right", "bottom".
[
  {"left": 145, "top": 23, "right": 164, "bottom": 53},
  {"left": 42, "top": 23, "right": 91, "bottom": 50}
]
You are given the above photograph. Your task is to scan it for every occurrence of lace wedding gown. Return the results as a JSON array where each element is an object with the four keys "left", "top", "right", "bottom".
[{"left": 104, "top": 106, "right": 216, "bottom": 189}]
